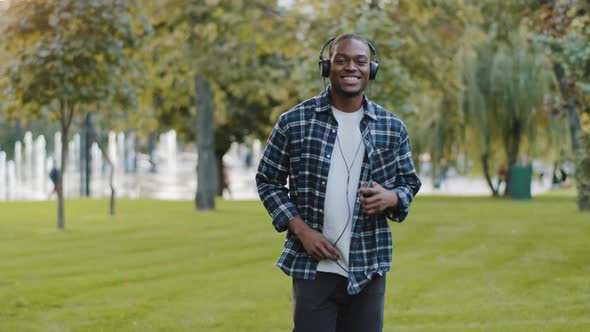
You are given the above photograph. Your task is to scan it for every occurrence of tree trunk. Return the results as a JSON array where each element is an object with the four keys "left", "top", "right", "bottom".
[
  {"left": 84, "top": 113, "right": 92, "bottom": 197},
  {"left": 216, "top": 152, "right": 224, "bottom": 197},
  {"left": 553, "top": 62, "right": 589, "bottom": 211},
  {"left": 503, "top": 120, "right": 522, "bottom": 197},
  {"left": 57, "top": 127, "right": 67, "bottom": 229},
  {"left": 553, "top": 63, "right": 582, "bottom": 151},
  {"left": 194, "top": 75, "right": 218, "bottom": 210},
  {"left": 214, "top": 124, "right": 234, "bottom": 197},
  {"left": 576, "top": 132, "right": 590, "bottom": 211},
  {"left": 481, "top": 153, "right": 499, "bottom": 196},
  {"left": 148, "top": 131, "right": 157, "bottom": 173},
  {"left": 57, "top": 101, "right": 74, "bottom": 229}
]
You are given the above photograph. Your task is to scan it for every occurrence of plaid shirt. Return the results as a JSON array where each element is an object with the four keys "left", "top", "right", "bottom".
[{"left": 256, "top": 88, "right": 421, "bottom": 294}]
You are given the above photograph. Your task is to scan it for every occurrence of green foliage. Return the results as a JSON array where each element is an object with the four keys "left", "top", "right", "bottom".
[
  {"left": 490, "top": 30, "right": 554, "bottom": 158},
  {"left": 0, "top": 0, "right": 150, "bottom": 227},
  {"left": 530, "top": 0, "right": 590, "bottom": 210},
  {"left": 473, "top": 0, "right": 536, "bottom": 42},
  {"left": 1, "top": 196, "right": 589, "bottom": 330},
  {"left": 462, "top": 27, "right": 555, "bottom": 195},
  {"left": 138, "top": 0, "right": 299, "bottom": 145},
  {"left": 535, "top": 32, "right": 590, "bottom": 107},
  {"left": 1, "top": 0, "right": 149, "bottom": 114}
]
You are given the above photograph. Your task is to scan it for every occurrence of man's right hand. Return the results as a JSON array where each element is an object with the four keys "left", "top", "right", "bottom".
[{"left": 287, "top": 217, "right": 341, "bottom": 261}]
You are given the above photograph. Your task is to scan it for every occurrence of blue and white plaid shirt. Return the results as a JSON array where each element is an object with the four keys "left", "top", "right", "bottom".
[{"left": 256, "top": 88, "right": 421, "bottom": 294}]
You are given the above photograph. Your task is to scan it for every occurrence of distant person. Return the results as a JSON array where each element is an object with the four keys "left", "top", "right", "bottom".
[
  {"left": 551, "top": 162, "right": 567, "bottom": 188},
  {"left": 49, "top": 166, "right": 61, "bottom": 198},
  {"left": 256, "top": 34, "right": 421, "bottom": 332},
  {"left": 435, "top": 158, "right": 449, "bottom": 190},
  {"left": 537, "top": 167, "right": 545, "bottom": 185},
  {"left": 245, "top": 151, "right": 253, "bottom": 169},
  {"left": 222, "top": 160, "right": 232, "bottom": 198}
]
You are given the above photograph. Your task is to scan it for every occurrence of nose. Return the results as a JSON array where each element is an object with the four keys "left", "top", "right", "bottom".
[{"left": 344, "top": 60, "right": 357, "bottom": 72}]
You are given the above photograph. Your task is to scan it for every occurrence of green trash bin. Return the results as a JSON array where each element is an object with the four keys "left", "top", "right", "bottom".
[{"left": 510, "top": 165, "right": 532, "bottom": 200}]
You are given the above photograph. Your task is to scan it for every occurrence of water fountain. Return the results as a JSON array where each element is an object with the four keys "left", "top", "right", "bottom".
[
  {"left": 7, "top": 160, "right": 16, "bottom": 201},
  {"left": 0, "top": 151, "right": 6, "bottom": 201},
  {"left": 0, "top": 129, "right": 263, "bottom": 202}
]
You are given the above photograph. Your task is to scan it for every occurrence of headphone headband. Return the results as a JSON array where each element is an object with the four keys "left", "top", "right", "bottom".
[{"left": 318, "top": 37, "right": 337, "bottom": 63}]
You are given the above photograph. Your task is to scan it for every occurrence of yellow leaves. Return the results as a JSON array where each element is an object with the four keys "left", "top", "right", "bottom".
[
  {"left": 581, "top": 112, "right": 590, "bottom": 134},
  {"left": 94, "top": 54, "right": 105, "bottom": 62},
  {"left": 192, "top": 22, "right": 218, "bottom": 41},
  {"left": 75, "top": 75, "right": 92, "bottom": 86},
  {"left": 211, "top": 7, "right": 225, "bottom": 20},
  {"left": 570, "top": 14, "right": 589, "bottom": 32},
  {"left": 272, "top": 87, "right": 288, "bottom": 102},
  {"left": 534, "top": 111, "right": 549, "bottom": 128}
]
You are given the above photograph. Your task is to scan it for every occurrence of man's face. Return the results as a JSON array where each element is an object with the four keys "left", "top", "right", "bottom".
[{"left": 329, "top": 38, "right": 371, "bottom": 99}]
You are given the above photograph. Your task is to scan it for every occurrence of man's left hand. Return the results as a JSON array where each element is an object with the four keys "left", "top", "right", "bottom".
[{"left": 358, "top": 182, "right": 399, "bottom": 215}]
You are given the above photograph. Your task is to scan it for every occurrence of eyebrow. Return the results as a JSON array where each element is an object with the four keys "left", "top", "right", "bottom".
[{"left": 333, "top": 53, "right": 370, "bottom": 59}]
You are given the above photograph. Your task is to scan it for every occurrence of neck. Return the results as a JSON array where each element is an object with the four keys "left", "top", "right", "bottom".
[{"left": 330, "top": 90, "right": 363, "bottom": 113}]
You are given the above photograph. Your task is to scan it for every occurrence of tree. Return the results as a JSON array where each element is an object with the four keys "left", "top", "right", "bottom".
[
  {"left": 490, "top": 30, "right": 554, "bottom": 195},
  {"left": 463, "top": 30, "right": 554, "bottom": 196},
  {"left": 0, "top": 0, "right": 149, "bottom": 228},
  {"left": 529, "top": 0, "right": 590, "bottom": 210},
  {"left": 142, "top": 0, "right": 298, "bottom": 209}
]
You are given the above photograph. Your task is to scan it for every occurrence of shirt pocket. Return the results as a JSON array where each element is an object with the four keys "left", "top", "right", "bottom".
[{"left": 371, "top": 148, "right": 397, "bottom": 189}]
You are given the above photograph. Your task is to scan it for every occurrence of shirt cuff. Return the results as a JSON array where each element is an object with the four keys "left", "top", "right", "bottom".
[
  {"left": 386, "top": 188, "right": 409, "bottom": 222},
  {"left": 272, "top": 203, "right": 300, "bottom": 232}
]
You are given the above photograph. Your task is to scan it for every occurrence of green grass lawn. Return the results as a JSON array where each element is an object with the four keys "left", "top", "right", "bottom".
[{"left": 1, "top": 193, "right": 589, "bottom": 331}]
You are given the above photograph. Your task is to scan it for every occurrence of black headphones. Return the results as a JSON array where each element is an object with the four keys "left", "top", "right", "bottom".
[{"left": 318, "top": 36, "right": 379, "bottom": 80}]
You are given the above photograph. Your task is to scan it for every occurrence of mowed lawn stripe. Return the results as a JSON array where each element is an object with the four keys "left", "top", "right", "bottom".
[
  {"left": 1, "top": 194, "right": 589, "bottom": 331},
  {"left": 387, "top": 195, "right": 589, "bottom": 332}
]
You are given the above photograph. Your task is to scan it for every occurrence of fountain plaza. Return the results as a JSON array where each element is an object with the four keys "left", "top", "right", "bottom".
[
  {"left": 0, "top": 130, "right": 261, "bottom": 202},
  {"left": 0, "top": 130, "right": 552, "bottom": 202}
]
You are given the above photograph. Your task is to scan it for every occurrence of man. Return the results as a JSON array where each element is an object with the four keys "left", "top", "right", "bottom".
[
  {"left": 256, "top": 33, "right": 421, "bottom": 332},
  {"left": 49, "top": 166, "right": 61, "bottom": 198}
]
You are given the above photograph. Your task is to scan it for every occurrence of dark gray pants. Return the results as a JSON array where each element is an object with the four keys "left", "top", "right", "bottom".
[{"left": 292, "top": 272, "right": 386, "bottom": 332}]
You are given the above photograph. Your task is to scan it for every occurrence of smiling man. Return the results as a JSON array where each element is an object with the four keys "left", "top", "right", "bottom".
[{"left": 256, "top": 33, "right": 421, "bottom": 332}]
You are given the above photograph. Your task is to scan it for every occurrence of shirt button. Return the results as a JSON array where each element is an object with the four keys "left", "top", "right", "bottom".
[
  {"left": 319, "top": 209, "right": 324, "bottom": 213},
  {"left": 321, "top": 181, "right": 326, "bottom": 185},
  {"left": 332, "top": 129, "right": 336, "bottom": 133},
  {"left": 327, "top": 154, "right": 331, "bottom": 158}
]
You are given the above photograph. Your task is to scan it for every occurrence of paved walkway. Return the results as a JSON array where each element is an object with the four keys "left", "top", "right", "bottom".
[
  {"left": 225, "top": 169, "right": 552, "bottom": 200},
  {"left": 8, "top": 162, "right": 551, "bottom": 201},
  {"left": 417, "top": 176, "right": 551, "bottom": 196}
]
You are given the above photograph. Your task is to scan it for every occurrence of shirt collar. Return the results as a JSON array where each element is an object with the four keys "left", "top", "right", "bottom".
[{"left": 315, "top": 86, "right": 377, "bottom": 120}]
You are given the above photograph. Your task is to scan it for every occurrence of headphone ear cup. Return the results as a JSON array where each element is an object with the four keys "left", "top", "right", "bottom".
[
  {"left": 369, "top": 62, "right": 379, "bottom": 80},
  {"left": 320, "top": 60, "right": 331, "bottom": 77}
]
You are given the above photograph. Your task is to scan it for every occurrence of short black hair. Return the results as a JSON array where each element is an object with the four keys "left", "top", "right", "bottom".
[{"left": 328, "top": 33, "right": 372, "bottom": 58}]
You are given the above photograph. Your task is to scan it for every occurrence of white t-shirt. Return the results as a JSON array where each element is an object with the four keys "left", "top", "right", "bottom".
[{"left": 317, "top": 106, "right": 365, "bottom": 277}]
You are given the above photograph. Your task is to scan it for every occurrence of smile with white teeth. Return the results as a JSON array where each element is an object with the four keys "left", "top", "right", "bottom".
[{"left": 343, "top": 77, "right": 360, "bottom": 81}]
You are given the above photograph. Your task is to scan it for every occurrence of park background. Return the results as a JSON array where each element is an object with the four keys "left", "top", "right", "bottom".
[{"left": 0, "top": 0, "right": 589, "bottom": 331}]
